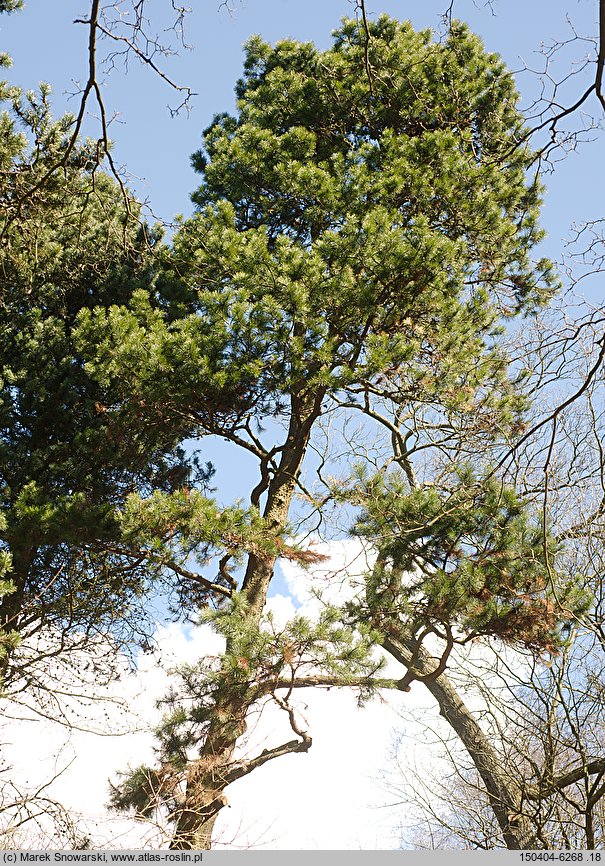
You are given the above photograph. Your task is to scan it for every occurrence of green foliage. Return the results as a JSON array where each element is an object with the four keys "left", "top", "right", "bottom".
[
  {"left": 117, "top": 489, "right": 296, "bottom": 613},
  {"left": 0, "top": 83, "right": 204, "bottom": 686},
  {"left": 349, "top": 465, "right": 591, "bottom": 653},
  {"left": 0, "top": 87, "right": 172, "bottom": 512},
  {"left": 78, "top": 16, "right": 555, "bottom": 441},
  {"left": 0, "top": 6, "right": 584, "bottom": 848},
  {"left": 0, "top": 513, "right": 18, "bottom": 681},
  {"left": 203, "top": 594, "right": 383, "bottom": 689},
  {"left": 120, "top": 489, "right": 258, "bottom": 549},
  {"left": 0, "top": 1, "right": 23, "bottom": 14},
  {"left": 109, "top": 764, "right": 178, "bottom": 819}
]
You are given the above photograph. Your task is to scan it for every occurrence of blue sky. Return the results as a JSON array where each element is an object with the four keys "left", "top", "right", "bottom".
[{"left": 2, "top": 0, "right": 603, "bottom": 246}]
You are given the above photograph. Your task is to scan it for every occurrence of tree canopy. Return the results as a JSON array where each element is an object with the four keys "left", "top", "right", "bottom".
[
  {"left": 74, "top": 16, "right": 586, "bottom": 848},
  {"left": 0, "top": 74, "right": 201, "bottom": 697},
  {"left": 2, "top": 0, "right": 603, "bottom": 851}
]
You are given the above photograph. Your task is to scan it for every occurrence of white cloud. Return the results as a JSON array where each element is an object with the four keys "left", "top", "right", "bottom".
[
  {"left": 280, "top": 537, "right": 374, "bottom": 611},
  {"left": 264, "top": 592, "right": 299, "bottom": 629},
  {"left": 212, "top": 686, "right": 413, "bottom": 849},
  {"left": 0, "top": 539, "right": 478, "bottom": 850}
]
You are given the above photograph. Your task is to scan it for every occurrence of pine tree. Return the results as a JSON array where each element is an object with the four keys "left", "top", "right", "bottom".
[
  {"left": 0, "top": 71, "right": 203, "bottom": 695},
  {"left": 82, "top": 16, "right": 576, "bottom": 848}
]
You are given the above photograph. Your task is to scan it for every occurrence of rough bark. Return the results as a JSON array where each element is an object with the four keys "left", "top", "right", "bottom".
[
  {"left": 383, "top": 634, "right": 544, "bottom": 850},
  {"left": 170, "top": 391, "right": 324, "bottom": 849}
]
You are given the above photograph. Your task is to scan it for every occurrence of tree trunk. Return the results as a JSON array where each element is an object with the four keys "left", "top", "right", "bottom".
[
  {"left": 383, "top": 634, "right": 544, "bottom": 850},
  {"left": 170, "top": 391, "right": 323, "bottom": 849}
]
